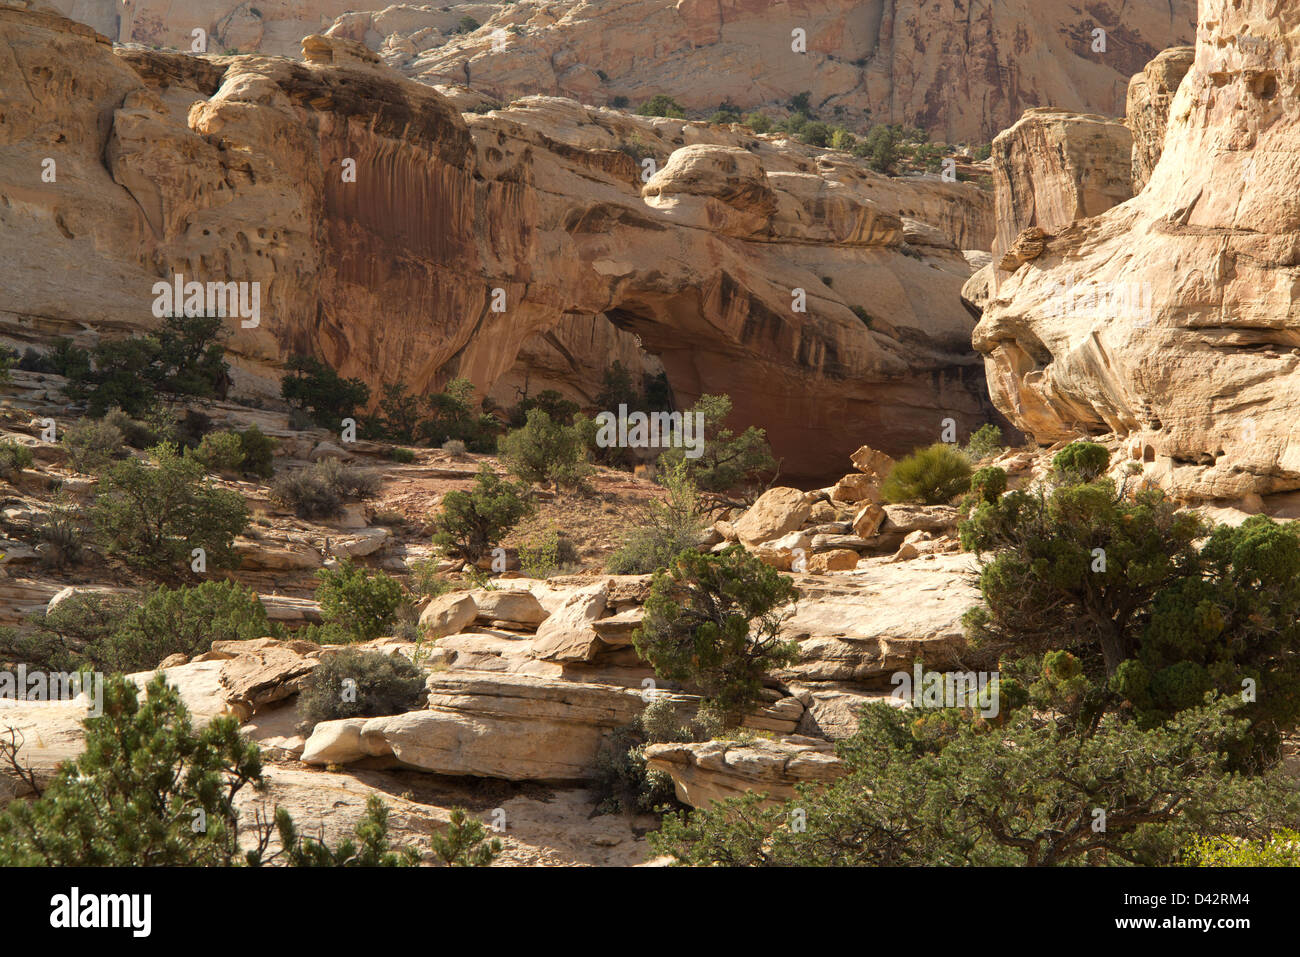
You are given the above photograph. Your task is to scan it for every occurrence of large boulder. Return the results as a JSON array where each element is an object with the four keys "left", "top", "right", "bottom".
[
  {"left": 473, "top": 589, "right": 549, "bottom": 630},
  {"left": 419, "top": 592, "right": 478, "bottom": 639},
  {"left": 783, "top": 553, "right": 977, "bottom": 682},
  {"left": 301, "top": 672, "right": 690, "bottom": 781},
  {"left": 733, "top": 488, "right": 812, "bottom": 547},
  {"left": 529, "top": 584, "right": 607, "bottom": 662}
]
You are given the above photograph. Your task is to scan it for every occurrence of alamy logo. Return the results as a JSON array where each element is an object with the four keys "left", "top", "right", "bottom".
[
  {"left": 891, "top": 663, "right": 1000, "bottom": 718},
  {"left": 151, "top": 273, "right": 261, "bottom": 328},
  {"left": 0, "top": 666, "right": 103, "bottom": 717},
  {"left": 594, "top": 404, "right": 704, "bottom": 459},
  {"left": 1044, "top": 272, "right": 1153, "bottom": 326},
  {"left": 49, "top": 887, "right": 151, "bottom": 937}
]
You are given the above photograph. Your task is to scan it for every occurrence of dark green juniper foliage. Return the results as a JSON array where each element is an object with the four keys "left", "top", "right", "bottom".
[
  {"left": 280, "top": 354, "right": 371, "bottom": 430},
  {"left": 90, "top": 442, "right": 250, "bottom": 573},
  {"left": 417, "top": 377, "right": 498, "bottom": 452},
  {"left": 634, "top": 545, "right": 798, "bottom": 724},
  {"left": 311, "top": 561, "right": 407, "bottom": 643},
  {"left": 0, "top": 675, "right": 418, "bottom": 866},
  {"left": 0, "top": 674, "right": 262, "bottom": 866},
  {"left": 61, "top": 315, "right": 231, "bottom": 417},
  {"left": 498, "top": 408, "right": 593, "bottom": 491},
  {"left": 1050, "top": 440, "right": 1111, "bottom": 483},
  {"left": 508, "top": 388, "right": 579, "bottom": 427},
  {"left": 7, "top": 580, "right": 279, "bottom": 673},
  {"left": 961, "top": 441, "right": 1300, "bottom": 763},
  {"left": 656, "top": 394, "right": 776, "bottom": 501},
  {"left": 431, "top": 463, "right": 534, "bottom": 562},
  {"left": 650, "top": 694, "right": 1300, "bottom": 866}
]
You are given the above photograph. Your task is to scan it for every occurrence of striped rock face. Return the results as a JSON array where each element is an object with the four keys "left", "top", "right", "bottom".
[{"left": 975, "top": 0, "right": 1300, "bottom": 501}]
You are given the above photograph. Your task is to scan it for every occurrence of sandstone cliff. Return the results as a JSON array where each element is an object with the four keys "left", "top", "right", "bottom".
[
  {"left": 973, "top": 0, "right": 1300, "bottom": 501},
  {"left": 50, "top": 0, "right": 1196, "bottom": 143},
  {"left": 0, "top": 3, "right": 1000, "bottom": 481}
]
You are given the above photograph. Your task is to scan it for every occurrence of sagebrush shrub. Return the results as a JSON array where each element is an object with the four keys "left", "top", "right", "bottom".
[
  {"left": 61, "top": 417, "right": 125, "bottom": 473},
  {"left": 0, "top": 440, "right": 33, "bottom": 480},
  {"left": 189, "top": 430, "right": 245, "bottom": 474},
  {"left": 270, "top": 459, "right": 379, "bottom": 518},
  {"left": 607, "top": 461, "right": 706, "bottom": 574},
  {"left": 297, "top": 648, "right": 425, "bottom": 726}
]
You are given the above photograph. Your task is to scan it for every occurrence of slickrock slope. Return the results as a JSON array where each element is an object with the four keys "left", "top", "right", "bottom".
[
  {"left": 973, "top": 0, "right": 1300, "bottom": 502},
  {"left": 0, "top": 4, "right": 1000, "bottom": 480}
]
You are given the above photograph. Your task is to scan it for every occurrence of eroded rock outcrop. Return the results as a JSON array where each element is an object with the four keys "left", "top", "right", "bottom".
[
  {"left": 987, "top": 108, "right": 1134, "bottom": 289},
  {"left": 1, "top": 7, "right": 1000, "bottom": 480},
  {"left": 353, "top": 0, "right": 1195, "bottom": 143},
  {"left": 644, "top": 735, "right": 844, "bottom": 808},
  {"left": 974, "top": 1, "right": 1300, "bottom": 501},
  {"left": 1127, "top": 45, "right": 1195, "bottom": 192},
  {"left": 50, "top": 1, "right": 1198, "bottom": 143}
]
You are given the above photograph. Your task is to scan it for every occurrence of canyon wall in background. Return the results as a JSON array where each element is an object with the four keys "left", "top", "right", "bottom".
[
  {"left": 49, "top": 0, "right": 1196, "bottom": 143},
  {"left": 1, "top": 2, "right": 1000, "bottom": 482}
]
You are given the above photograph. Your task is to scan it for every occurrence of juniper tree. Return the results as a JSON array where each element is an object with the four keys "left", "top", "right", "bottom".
[
  {"left": 431, "top": 463, "right": 534, "bottom": 563},
  {"left": 960, "top": 464, "right": 1300, "bottom": 762},
  {"left": 650, "top": 695, "right": 1300, "bottom": 866},
  {"left": 634, "top": 545, "right": 798, "bottom": 723}
]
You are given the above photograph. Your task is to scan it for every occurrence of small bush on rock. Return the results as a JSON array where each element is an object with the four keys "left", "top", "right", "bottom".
[
  {"left": 964, "top": 423, "right": 1004, "bottom": 462},
  {"left": 297, "top": 648, "right": 425, "bottom": 726},
  {"left": 189, "top": 429, "right": 245, "bottom": 474},
  {"left": 634, "top": 545, "right": 798, "bottom": 724},
  {"left": 430, "top": 808, "right": 502, "bottom": 866},
  {"left": 0, "top": 440, "right": 33, "bottom": 480},
  {"left": 62, "top": 417, "right": 125, "bottom": 473},
  {"left": 607, "top": 461, "right": 706, "bottom": 574},
  {"left": 1052, "top": 440, "right": 1110, "bottom": 483},
  {"left": 881, "top": 443, "right": 973, "bottom": 505}
]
